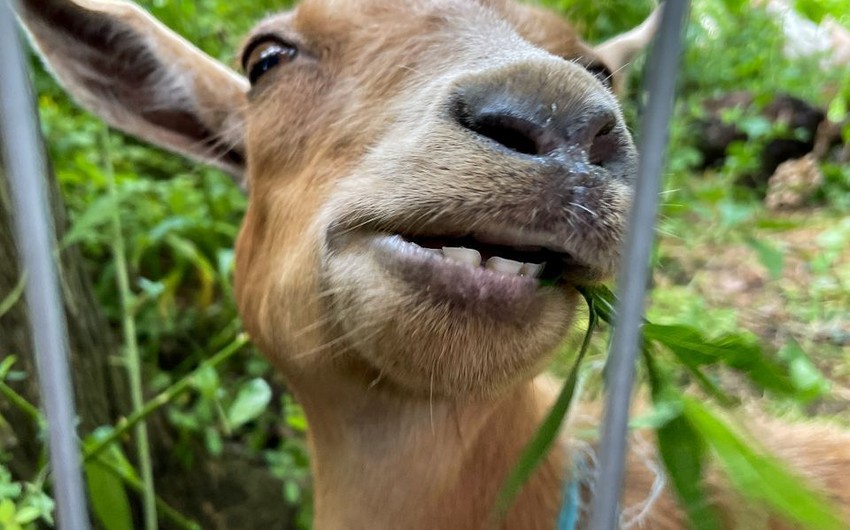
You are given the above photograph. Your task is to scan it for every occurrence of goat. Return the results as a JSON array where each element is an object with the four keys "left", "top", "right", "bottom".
[
  {"left": 17, "top": 0, "right": 850, "bottom": 528},
  {"left": 695, "top": 92, "right": 828, "bottom": 174}
]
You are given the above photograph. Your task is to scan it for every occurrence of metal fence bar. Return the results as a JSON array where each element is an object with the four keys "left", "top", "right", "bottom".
[
  {"left": 587, "top": 2, "right": 690, "bottom": 529},
  {"left": 0, "top": 1, "right": 92, "bottom": 529}
]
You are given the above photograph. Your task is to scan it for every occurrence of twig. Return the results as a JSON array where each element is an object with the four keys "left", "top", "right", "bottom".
[
  {"left": 84, "top": 333, "right": 249, "bottom": 462},
  {"left": 0, "top": 271, "right": 27, "bottom": 318},
  {"left": 0, "top": 378, "right": 44, "bottom": 427},
  {"left": 100, "top": 129, "right": 158, "bottom": 530},
  {"left": 0, "top": 369, "right": 204, "bottom": 530}
]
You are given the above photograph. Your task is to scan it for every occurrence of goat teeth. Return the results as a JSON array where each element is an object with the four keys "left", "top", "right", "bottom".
[
  {"left": 485, "top": 257, "right": 523, "bottom": 275},
  {"left": 442, "top": 247, "right": 482, "bottom": 267},
  {"left": 519, "top": 262, "right": 545, "bottom": 278}
]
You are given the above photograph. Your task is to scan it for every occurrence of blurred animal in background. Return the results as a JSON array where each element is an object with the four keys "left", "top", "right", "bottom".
[{"left": 693, "top": 91, "right": 847, "bottom": 207}]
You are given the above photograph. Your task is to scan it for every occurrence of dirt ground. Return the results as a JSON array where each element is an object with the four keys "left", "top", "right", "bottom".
[{"left": 654, "top": 206, "right": 850, "bottom": 415}]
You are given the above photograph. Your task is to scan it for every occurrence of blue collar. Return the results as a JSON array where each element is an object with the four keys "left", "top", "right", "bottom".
[
  {"left": 557, "top": 473, "right": 581, "bottom": 530},
  {"left": 557, "top": 450, "right": 590, "bottom": 530}
]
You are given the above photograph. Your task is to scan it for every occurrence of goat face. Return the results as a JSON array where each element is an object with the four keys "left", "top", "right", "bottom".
[
  {"left": 234, "top": 0, "right": 638, "bottom": 399},
  {"left": 18, "top": 0, "right": 653, "bottom": 400}
]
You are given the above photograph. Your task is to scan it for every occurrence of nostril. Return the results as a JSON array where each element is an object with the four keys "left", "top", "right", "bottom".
[
  {"left": 451, "top": 92, "right": 626, "bottom": 166},
  {"left": 595, "top": 120, "right": 615, "bottom": 139},
  {"left": 453, "top": 101, "right": 545, "bottom": 156},
  {"left": 588, "top": 116, "right": 619, "bottom": 167},
  {"left": 463, "top": 114, "right": 544, "bottom": 156}
]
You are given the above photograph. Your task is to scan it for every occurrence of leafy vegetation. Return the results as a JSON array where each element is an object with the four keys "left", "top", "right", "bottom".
[{"left": 1, "top": 0, "right": 848, "bottom": 529}]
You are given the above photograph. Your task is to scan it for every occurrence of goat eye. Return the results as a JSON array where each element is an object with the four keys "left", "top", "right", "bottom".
[
  {"left": 243, "top": 39, "right": 297, "bottom": 85},
  {"left": 584, "top": 63, "right": 614, "bottom": 89}
]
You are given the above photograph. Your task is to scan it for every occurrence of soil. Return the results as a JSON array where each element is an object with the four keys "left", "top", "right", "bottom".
[{"left": 655, "top": 206, "right": 850, "bottom": 415}]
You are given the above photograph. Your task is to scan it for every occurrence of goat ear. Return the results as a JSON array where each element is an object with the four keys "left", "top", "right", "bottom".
[
  {"left": 17, "top": 0, "right": 248, "bottom": 181},
  {"left": 594, "top": 5, "right": 662, "bottom": 91}
]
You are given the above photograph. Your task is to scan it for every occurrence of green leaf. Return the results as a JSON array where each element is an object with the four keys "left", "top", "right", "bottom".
[
  {"left": 84, "top": 428, "right": 141, "bottom": 482},
  {"left": 163, "top": 234, "right": 217, "bottom": 307},
  {"left": 738, "top": 115, "right": 772, "bottom": 138},
  {"left": 0, "top": 272, "right": 26, "bottom": 320},
  {"left": 14, "top": 506, "right": 40, "bottom": 524},
  {"left": 777, "top": 342, "right": 830, "bottom": 401},
  {"left": 643, "top": 351, "right": 722, "bottom": 530},
  {"left": 216, "top": 249, "right": 235, "bottom": 280},
  {"left": 227, "top": 378, "right": 272, "bottom": 429},
  {"left": 284, "top": 481, "right": 301, "bottom": 505},
  {"left": 657, "top": 408, "right": 721, "bottom": 530},
  {"left": 0, "top": 356, "right": 17, "bottom": 380},
  {"left": 84, "top": 460, "right": 134, "bottom": 530},
  {"left": 745, "top": 237, "right": 785, "bottom": 280},
  {"left": 0, "top": 499, "right": 22, "bottom": 530},
  {"left": 721, "top": 0, "right": 747, "bottom": 12},
  {"left": 205, "top": 427, "right": 224, "bottom": 456},
  {"left": 718, "top": 200, "right": 755, "bottom": 228},
  {"left": 579, "top": 285, "right": 617, "bottom": 325},
  {"left": 644, "top": 324, "right": 798, "bottom": 397},
  {"left": 21, "top": 485, "right": 54, "bottom": 526},
  {"left": 827, "top": 96, "right": 847, "bottom": 124},
  {"left": 491, "top": 293, "right": 597, "bottom": 525},
  {"left": 628, "top": 396, "right": 682, "bottom": 430},
  {"left": 683, "top": 398, "right": 845, "bottom": 530},
  {"left": 192, "top": 364, "right": 220, "bottom": 400},
  {"left": 284, "top": 395, "right": 309, "bottom": 433},
  {"left": 61, "top": 183, "right": 148, "bottom": 248},
  {"left": 754, "top": 218, "right": 804, "bottom": 231}
]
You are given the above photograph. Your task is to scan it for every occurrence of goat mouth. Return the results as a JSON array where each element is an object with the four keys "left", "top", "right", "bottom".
[
  {"left": 323, "top": 228, "right": 603, "bottom": 334},
  {"left": 354, "top": 228, "right": 603, "bottom": 291},
  {"left": 324, "top": 220, "right": 610, "bottom": 317},
  {"left": 339, "top": 231, "right": 600, "bottom": 312},
  {"left": 400, "top": 234, "right": 594, "bottom": 284}
]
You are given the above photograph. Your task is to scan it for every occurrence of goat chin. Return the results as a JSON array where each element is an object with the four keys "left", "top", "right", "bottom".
[{"left": 17, "top": 0, "right": 850, "bottom": 528}]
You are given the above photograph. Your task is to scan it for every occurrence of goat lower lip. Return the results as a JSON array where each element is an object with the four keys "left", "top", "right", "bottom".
[
  {"left": 365, "top": 234, "right": 540, "bottom": 307},
  {"left": 324, "top": 232, "right": 593, "bottom": 324}
]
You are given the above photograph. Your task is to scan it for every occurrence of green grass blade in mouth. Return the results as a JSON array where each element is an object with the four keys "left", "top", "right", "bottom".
[{"left": 490, "top": 289, "right": 598, "bottom": 527}]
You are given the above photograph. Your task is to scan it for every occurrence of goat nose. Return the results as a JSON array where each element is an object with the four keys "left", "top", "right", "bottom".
[{"left": 450, "top": 82, "right": 625, "bottom": 169}]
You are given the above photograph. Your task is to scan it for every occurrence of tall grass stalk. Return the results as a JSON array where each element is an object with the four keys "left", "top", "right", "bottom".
[
  {"left": 1, "top": 365, "right": 202, "bottom": 530},
  {"left": 490, "top": 291, "right": 598, "bottom": 526},
  {"left": 0, "top": 271, "right": 26, "bottom": 318},
  {"left": 101, "top": 129, "right": 158, "bottom": 530},
  {"left": 84, "top": 332, "right": 249, "bottom": 462}
]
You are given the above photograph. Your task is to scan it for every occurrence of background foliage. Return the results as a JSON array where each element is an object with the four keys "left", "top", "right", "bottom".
[{"left": 1, "top": 0, "right": 848, "bottom": 528}]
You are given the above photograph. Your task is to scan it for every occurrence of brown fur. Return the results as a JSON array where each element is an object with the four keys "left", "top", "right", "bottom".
[{"left": 17, "top": 0, "right": 850, "bottom": 528}]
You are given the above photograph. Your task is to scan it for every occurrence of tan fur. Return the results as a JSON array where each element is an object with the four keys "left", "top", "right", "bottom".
[{"left": 17, "top": 0, "right": 850, "bottom": 528}]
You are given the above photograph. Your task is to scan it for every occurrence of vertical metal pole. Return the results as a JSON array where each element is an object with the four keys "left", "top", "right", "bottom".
[
  {"left": 587, "top": 2, "right": 689, "bottom": 529},
  {"left": 0, "top": 1, "right": 92, "bottom": 529}
]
